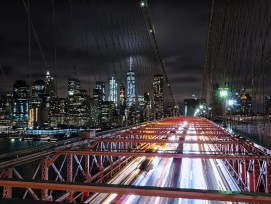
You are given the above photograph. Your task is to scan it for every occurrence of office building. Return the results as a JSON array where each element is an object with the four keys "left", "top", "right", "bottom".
[
  {"left": 108, "top": 76, "right": 118, "bottom": 106},
  {"left": 0, "top": 94, "right": 12, "bottom": 129},
  {"left": 44, "top": 71, "right": 56, "bottom": 98},
  {"left": 12, "top": 80, "right": 29, "bottom": 129},
  {"left": 119, "top": 83, "right": 125, "bottom": 107},
  {"left": 68, "top": 78, "right": 81, "bottom": 96},
  {"left": 96, "top": 81, "right": 105, "bottom": 101},
  {"left": 126, "top": 57, "right": 136, "bottom": 107},
  {"left": 153, "top": 74, "right": 163, "bottom": 119}
]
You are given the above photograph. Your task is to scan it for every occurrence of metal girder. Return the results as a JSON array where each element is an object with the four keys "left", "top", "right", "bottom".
[
  {"left": 94, "top": 138, "right": 242, "bottom": 145},
  {"left": 41, "top": 158, "right": 49, "bottom": 200},
  {"left": 2, "top": 168, "right": 12, "bottom": 198},
  {"left": 1, "top": 116, "right": 270, "bottom": 202},
  {"left": 0, "top": 180, "right": 270, "bottom": 203},
  {"left": 118, "top": 132, "right": 230, "bottom": 137},
  {"left": 57, "top": 150, "right": 271, "bottom": 160},
  {"left": 0, "top": 151, "right": 53, "bottom": 170}
]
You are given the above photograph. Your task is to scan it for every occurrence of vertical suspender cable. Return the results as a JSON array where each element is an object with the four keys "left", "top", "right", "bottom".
[
  {"left": 27, "top": 0, "right": 32, "bottom": 97},
  {"left": 141, "top": 1, "right": 177, "bottom": 108}
]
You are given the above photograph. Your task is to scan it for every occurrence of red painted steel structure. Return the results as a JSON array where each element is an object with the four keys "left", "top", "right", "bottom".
[
  {"left": 1, "top": 180, "right": 271, "bottom": 203},
  {"left": 0, "top": 116, "right": 270, "bottom": 203}
]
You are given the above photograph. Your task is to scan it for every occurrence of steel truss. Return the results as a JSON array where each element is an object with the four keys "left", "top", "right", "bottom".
[{"left": 0, "top": 116, "right": 270, "bottom": 203}]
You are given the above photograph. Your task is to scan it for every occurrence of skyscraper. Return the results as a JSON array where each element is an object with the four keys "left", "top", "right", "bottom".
[
  {"left": 68, "top": 78, "right": 81, "bottom": 96},
  {"left": 0, "top": 93, "right": 12, "bottom": 129},
  {"left": 43, "top": 71, "right": 57, "bottom": 127},
  {"left": 239, "top": 93, "right": 252, "bottom": 116},
  {"left": 108, "top": 77, "right": 118, "bottom": 106},
  {"left": 138, "top": 95, "right": 145, "bottom": 108},
  {"left": 13, "top": 80, "right": 29, "bottom": 129},
  {"left": 126, "top": 57, "right": 136, "bottom": 107},
  {"left": 96, "top": 81, "right": 105, "bottom": 101},
  {"left": 93, "top": 89, "right": 103, "bottom": 103},
  {"left": 44, "top": 71, "right": 56, "bottom": 98},
  {"left": 32, "top": 80, "right": 45, "bottom": 98},
  {"left": 144, "top": 92, "right": 151, "bottom": 121},
  {"left": 153, "top": 74, "right": 164, "bottom": 119},
  {"left": 28, "top": 80, "right": 45, "bottom": 128},
  {"left": 119, "top": 83, "right": 125, "bottom": 107},
  {"left": 92, "top": 89, "right": 102, "bottom": 126},
  {"left": 66, "top": 78, "right": 90, "bottom": 127}
]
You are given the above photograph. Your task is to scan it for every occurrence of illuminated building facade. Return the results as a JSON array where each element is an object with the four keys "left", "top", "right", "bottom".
[
  {"left": 126, "top": 57, "right": 136, "bottom": 107},
  {"left": 68, "top": 78, "right": 81, "bottom": 96},
  {"left": 153, "top": 74, "right": 164, "bottom": 119},
  {"left": 28, "top": 80, "right": 45, "bottom": 128},
  {"left": 0, "top": 94, "right": 12, "bottom": 129},
  {"left": 119, "top": 83, "right": 125, "bottom": 107},
  {"left": 136, "top": 95, "right": 145, "bottom": 123},
  {"left": 12, "top": 80, "right": 29, "bottom": 129},
  {"left": 93, "top": 89, "right": 103, "bottom": 105},
  {"left": 138, "top": 95, "right": 145, "bottom": 108},
  {"left": 239, "top": 93, "right": 252, "bottom": 116},
  {"left": 50, "top": 97, "right": 67, "bottom": 126},
  {"left": 96, "top": 81, "right": 105, "bottom": 101},
  {"left": 108, "top": 76, "right": 118, "bottom": 106},
  {"left": 101, "top": 101, "right": 114, "bottom": 128},
  {"left": 143, "top": 92, "right": 151, "bottom": 121},
  {"left": 118, "top": 83, "right": 126, "bottom": 124},
  {"left": 32, "top": 80, "right": 45, "bottom": 98},
  {"left": 92, "top": 88, "right": 103, "bottom": 126},
  {"left": 43, "top": 71, "right": 57, "bottom": 127},
  {"left": 66, "top": 79, "right": 89, "bottom": 127},
  {"left": 44, "top": 71, "right": 56, "bottom": 97}
]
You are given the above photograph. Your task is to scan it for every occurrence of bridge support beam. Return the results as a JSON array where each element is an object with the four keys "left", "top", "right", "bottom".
[
  {"left": 3, "top": 168, "right": 12, "bottom": 199},
  {"left": 41, "top": 158, "right": 50, "bottom": 201},
  {"left": 247, "top": 170, "right": 254, "bottom": 192},
  {"left": 267, "top": 161, "right": 271, "bottom": 193},
  {"left": 0, "top": 116, "right": 271, "bottom": 202},
  {"left": 0, "top": 180, "right": 271, "bottom": 203},
  {"left": 67, "top": 154, "right": 73, "bottom": 201}
]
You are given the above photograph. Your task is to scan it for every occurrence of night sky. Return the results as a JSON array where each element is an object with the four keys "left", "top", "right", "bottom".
[{"left": 0, "top": 0, "right": 211, "bottom": 106}]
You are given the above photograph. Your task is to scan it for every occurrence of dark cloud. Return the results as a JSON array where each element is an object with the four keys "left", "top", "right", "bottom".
[
  {"left": 171, "top": 76, "right": 201, "bottom": 84},
  {"left": 0, "top": 0, "right": 210, "bottom": 103},
  {"left": 148, "top": 0, "right": 210, "bottom": 102}
]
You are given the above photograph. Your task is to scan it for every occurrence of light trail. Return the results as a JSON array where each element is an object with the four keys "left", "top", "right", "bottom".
[
  {"left": 179, "top": 124, "right": 208, "bottom": 204},
  {"left": 88, "top": 119, "right": 248, "bottom": 204}
]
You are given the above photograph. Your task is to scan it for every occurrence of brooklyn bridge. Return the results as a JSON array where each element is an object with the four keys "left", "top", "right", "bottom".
[{"left": 0, "top": 0, "right": 271, "bottom": 203}]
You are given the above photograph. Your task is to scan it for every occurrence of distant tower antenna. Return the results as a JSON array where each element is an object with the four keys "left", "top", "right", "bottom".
[
  {"left": 73, "top": 65, "right": 79, "bottom": 80},
  {"left": 129, "top": 56, "right": 133, "bottom": 71}
]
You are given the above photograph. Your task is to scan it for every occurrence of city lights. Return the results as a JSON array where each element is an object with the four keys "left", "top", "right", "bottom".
[
  {"left": 227, "top": 99, "right": 235, "bottom": 106},
  {"left": 0, "top": 69, "right": 180, "bottom": 132},
  {"left": 219, "top": 88, "right": 229, "bottom": 98}
]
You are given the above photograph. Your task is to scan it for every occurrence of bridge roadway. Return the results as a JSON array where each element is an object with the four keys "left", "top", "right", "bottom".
[
  {"left": 0, "top": 116, "right": 271, "bottom": 203},
  {"left": 85, "top": 120, "right": 240, "bottom": 204}
]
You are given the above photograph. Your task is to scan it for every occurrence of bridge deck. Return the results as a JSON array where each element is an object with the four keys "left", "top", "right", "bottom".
[{"left": 0, "top": 116, "right": 270, "bottom": 203}]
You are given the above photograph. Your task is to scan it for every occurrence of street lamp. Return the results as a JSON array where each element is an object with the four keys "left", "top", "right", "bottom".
[
  {"left": 219, "top": 88, "right": 229, "bottom": 98},
  {"left": 218, "top": 87, "right": 230, "bottom": 127},
  {"left": 227, "top": 99, "right": 234, "bottom": 106}
]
